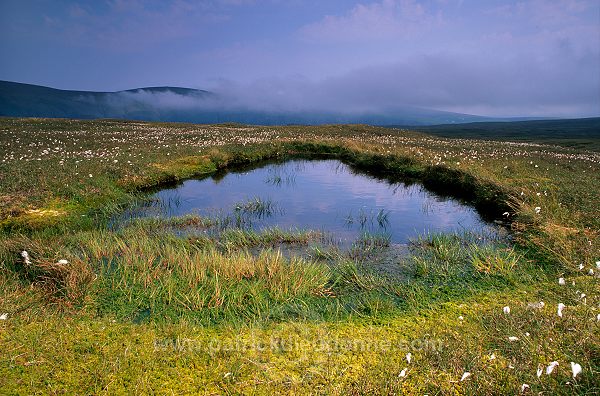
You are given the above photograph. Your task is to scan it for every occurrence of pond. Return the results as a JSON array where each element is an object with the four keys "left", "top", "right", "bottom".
[{"left": 124, "top": 159, "right": 501, "bottom": 246}]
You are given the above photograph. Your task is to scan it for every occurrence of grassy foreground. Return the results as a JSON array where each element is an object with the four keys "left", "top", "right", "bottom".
[{"left": 0, "top": 118, "right": 598, "bottom": 394}]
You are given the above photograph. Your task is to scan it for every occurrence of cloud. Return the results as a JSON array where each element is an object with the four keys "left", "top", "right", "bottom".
[
  {"left": 300, "top": 0, "right": 441, "bottom": 42},
  {"left": 111, "top": 43, "right": 598, "bottom": 118}
]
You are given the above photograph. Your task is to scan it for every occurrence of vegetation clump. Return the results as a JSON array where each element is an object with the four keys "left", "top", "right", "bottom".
[{"left": 0, "top": 118, "right": 598, "bottom": 394}]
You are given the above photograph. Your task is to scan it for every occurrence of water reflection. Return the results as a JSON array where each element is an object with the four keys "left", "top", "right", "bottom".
[{"left": 125, "top": 159, "right": 499, "bottom": 245}]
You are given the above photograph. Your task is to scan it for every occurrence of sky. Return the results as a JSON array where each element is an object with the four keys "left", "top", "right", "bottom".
[{"left": 1, "top": 0, "right": 599, "bottom": 117}]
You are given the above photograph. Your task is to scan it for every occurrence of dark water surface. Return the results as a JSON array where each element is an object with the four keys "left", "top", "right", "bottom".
[{"left": 130, "top": 159, "right": 498, "bottom": 245}]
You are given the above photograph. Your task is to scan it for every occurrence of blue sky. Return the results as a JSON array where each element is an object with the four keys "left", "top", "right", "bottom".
[{"left": 1, "top": 0, "right": 599, "bottom": 117}]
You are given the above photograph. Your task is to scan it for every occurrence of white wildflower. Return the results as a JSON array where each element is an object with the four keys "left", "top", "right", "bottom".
[
  {"left": 489, "top": 353, "right": 496, "bottom": 360},
  {"left": 536, "top": 366, "right": 543, "bottom": 377},
  {"left": 509, "top": 336, "right": 519, "bottom": 342},
  {"left": 579, "top": 264, "right": 584, "bottom": 270},
  {"left": 458, "top": 315, "right": 464, "bottom": 321},
  {"left": 571, "top": 362, "right": 582, "bottom": 378},
  {"left": 596, "top": 260, "right": 600, "bottom": 269},
  {"left": 399, "top": 368, "right": 407, "bottom": 377},
  {"left": 406, "top": 353, "right": 412, "bottom": 364},
  {"left": 0, "top": 313, "right": 7, "bottom": 320},
  {"left": 521, "top": 384, "right": 529, "bottom": 393},
  {"left": 588, "top": 269, "right": 594, "bottom": 276},
  {"left": 558, "top": 277, "right": 565, "bottom": 285},
  {"left": 503, "top": 306, "right": 510, "bottom": 314},
  {"left": 57, "top": 259, "right": 68, "bottom": 265},
  {"left": 534, "top": 207, "right": 541, "bottom": 214},
  {"left": 546, "top": 361, "right": 559, "bottom": 375},
  {"left": 557, "top": 303, "right": 565, "bottom": 317},
  {"left": 460, "top": 372, "right": 471, "bottom": 381}
]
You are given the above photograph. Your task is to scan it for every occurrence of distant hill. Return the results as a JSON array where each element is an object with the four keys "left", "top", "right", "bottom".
[
  {"left": 1, "top": 80, "right": 500, "bottom": 126},
  {"left": 408, "top": 118, "right": 600, "bottom": 151}
]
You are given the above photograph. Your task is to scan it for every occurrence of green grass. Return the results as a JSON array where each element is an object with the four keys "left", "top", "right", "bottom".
[{"left": 0, "top": 118, "right": 598, "bottom": 394}]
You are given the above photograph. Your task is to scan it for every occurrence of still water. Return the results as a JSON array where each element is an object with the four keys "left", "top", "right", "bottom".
[{"left": 129, "top": 159, "right": 497, "bottom": 245}]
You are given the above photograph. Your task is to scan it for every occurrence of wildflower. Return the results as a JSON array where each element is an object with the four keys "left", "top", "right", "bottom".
[
  {"left": 458, "top": 315, "right": 464, "bottom": 321},
  {"left": 399, "top": 368, "right": 407, "bottom": 377},
  {"left": 588, "top": 269, "right": 594, "bottom": 276},
  {"left": 557, "top": 303, "right": 565, "bottom": 317},
  {"left": 406, "top": 353, "right": 412, "bottom": 364},
  {"left": 502, "top": 212, "right": 510, "bottom": 217},
  {"left": 558, "top": 277, "right": 565, "bottom": 285},
  {"left": 534, "top": 207, "right": 541, "bottom": 214},
  {"left": 57, "top": 259, "right": 68, "bottom": 265},
  {"left": 503, "top": 306, "right": 510, "bottom": 314},
  {"left": 509, "top": 336, "right": 519, "bottom": 342},
  {"left": 89, "top": 174, "right": 93, "bottom": 178},
  {"left": 571, "top": 362, "right": 582, "bottom": 378},
  {"left": 597, "top": 313, "right": 600, "bottom": 322},
  {"left": 460, "top": 372, "right": 471, "bottom": 381},
  {"left": 596, "top": 261, "right": 600, "bottom": 269},
  {"left": 521, "top": 384, "right": 529, "bottom": 393},
  {"left": 489, "top": 353, "right": 496, "bottom": 360},
  {"left": 536, "top": 366, "right": 543, "bottom": 377},
  {"left": 0, "top": 313, "right": 7, "bottom": 320},
  {"left": 579, "top": 264, "right": 584, "bottom": 270},
  {"left": 546, "top": 361, "right": 559, "bottom": 375}
]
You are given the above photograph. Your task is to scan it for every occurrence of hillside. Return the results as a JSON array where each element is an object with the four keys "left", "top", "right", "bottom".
[
  {"left": 409, "top": 118, "right": 600, "bottom": 151},
  {"left": 1, "top": 80, "right": 495, "bottom": 126}
]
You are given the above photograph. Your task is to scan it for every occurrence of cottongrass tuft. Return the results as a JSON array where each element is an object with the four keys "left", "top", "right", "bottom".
[
  {"left": 21, "top": 250, "right": 31, "bottom": 265},
  {"left": 546, "top": 361, "right": 559, "bottom": 375},
  {"left": 571, "top": 362, "right": 582, "bottom": 379}
]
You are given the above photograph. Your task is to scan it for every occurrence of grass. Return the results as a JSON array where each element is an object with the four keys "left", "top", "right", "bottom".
[{"left": 0, "top": 117, "right": 598, "bottom": 394}]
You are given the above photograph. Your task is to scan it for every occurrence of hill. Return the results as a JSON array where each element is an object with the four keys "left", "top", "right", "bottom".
[
  {"left": 1, "top": 80, "right": 496, "bottom": 126},
  {"left": 407, "top": 118, "right": 600, "bottom": 151}
]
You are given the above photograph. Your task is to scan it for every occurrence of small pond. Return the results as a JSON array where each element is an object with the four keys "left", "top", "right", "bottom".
[{"left": 123, "top": 159, "right": 501, "bottom": 246}]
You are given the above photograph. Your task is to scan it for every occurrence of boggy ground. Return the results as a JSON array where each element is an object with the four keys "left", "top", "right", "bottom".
[{"left": 0, "top": 118, "right": 598, "bottom": 394}]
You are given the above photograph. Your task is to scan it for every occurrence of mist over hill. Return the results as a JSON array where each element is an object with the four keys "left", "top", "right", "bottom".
[{"left": 0, "top": 80, "right": 507, "bottom": 126}]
